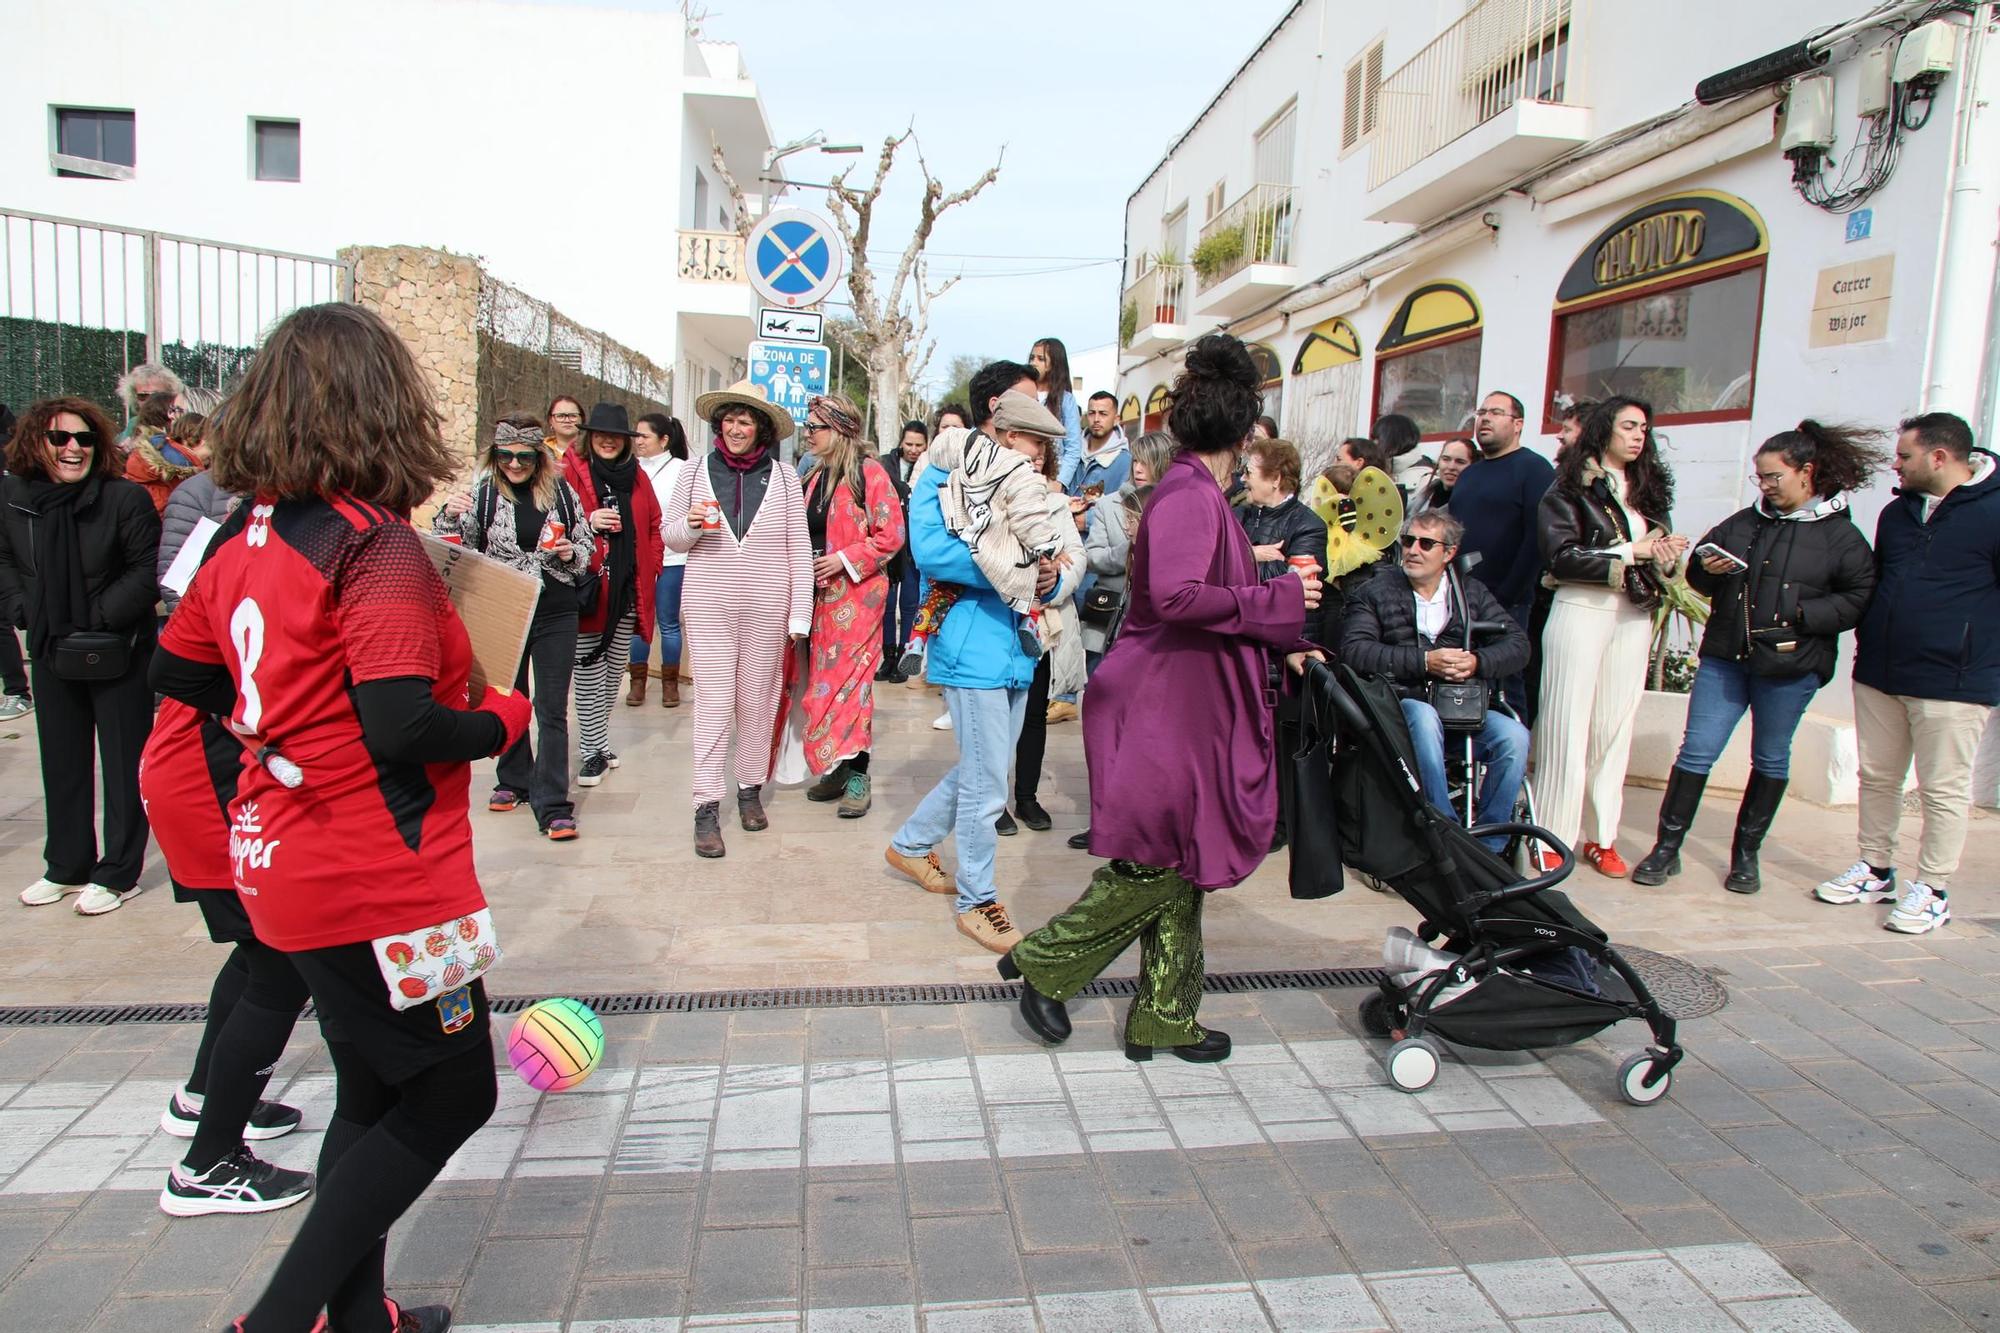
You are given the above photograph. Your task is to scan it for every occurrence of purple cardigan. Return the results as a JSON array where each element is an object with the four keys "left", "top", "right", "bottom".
[{"left": 1084, "top": 452, "right": 1308, "bottom": 888}]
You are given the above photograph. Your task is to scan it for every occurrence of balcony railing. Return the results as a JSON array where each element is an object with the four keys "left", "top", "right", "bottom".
[
  {"left": 1369, "top": 0, "right": 1583, "bottom": 190},
  {"left": 1123, "top": 264, "right": 1191, "bottom": 337},
  {"left": 678, "top": 229, "right": 745, "bottom": 283},
  {"left": 1192, "top": 184, "right": 1297, "bottom": 292}
]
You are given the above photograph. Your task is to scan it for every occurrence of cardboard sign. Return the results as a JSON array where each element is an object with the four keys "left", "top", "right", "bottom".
[
  {"left": 419, "top": 533, "right": 544, "bottom": 695},
  {"left": 1809, "top": 255, "right": 1893, "bottom": 348}
]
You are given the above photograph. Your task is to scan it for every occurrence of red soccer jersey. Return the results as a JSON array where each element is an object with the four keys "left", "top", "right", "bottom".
[
  {"left": 159, "top": 496, "right": 486, "bottom": 951},
  {"left": 139, "top": 698, "right": 242, "bottom": 890}
]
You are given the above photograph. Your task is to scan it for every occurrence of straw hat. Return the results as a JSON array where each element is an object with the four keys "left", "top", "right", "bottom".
[{"left": 693, "top": 379, "right": 794, "bottom": 443}]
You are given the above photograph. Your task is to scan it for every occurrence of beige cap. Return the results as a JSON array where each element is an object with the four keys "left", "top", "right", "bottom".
[{"left": 989, "top": 390, "right": 1065, "bottom": 440}]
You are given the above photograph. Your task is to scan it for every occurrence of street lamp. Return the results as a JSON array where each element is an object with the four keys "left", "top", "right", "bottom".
[{"left": 763, "top": 131, "right": 863, "bottom": 182}]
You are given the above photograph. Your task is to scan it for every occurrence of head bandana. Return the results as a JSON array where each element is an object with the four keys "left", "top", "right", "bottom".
[
  {"left": 494, "top": 422, "right": 543, "bottom": 449},
  {"left": 807, "top": 395, "right": 862, "bottom": 441}
]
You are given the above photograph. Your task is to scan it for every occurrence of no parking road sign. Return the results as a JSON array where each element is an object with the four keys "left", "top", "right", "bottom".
[
  {"left": 747, "top": 207, "right": 845, "bottom": 309},
  {"left": 747, "top": 339, "right": 830, "bottom": 434}
]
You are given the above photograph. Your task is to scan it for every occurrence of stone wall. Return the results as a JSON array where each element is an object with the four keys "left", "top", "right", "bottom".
[{"left": 340, "top": 245, "right": 485, "bottom": 488}]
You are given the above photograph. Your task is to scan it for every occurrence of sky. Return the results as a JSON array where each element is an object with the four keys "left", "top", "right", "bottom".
[{"left": 545, "top": 0, "right": 1298, "bottom": 396}]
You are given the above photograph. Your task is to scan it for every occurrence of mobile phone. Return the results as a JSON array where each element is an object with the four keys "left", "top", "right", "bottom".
[{"left": 1694, "top": 542, "right": 1748, "bottom": 572}]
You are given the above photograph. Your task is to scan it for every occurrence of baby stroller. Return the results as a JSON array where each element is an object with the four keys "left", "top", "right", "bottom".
[{"left": 1302, "top": 660, "right": 1683, "bottom": 1105}]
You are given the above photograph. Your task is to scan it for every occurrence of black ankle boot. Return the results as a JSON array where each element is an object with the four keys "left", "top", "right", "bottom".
[
  {"left": 1726, "top": 772, "right": 1787, "bottom": 894},
  {"left": 999, "top": 952, "right": 1070, "bottom": 1043},
  {"left": 1124, "top": 1029, "right": 1231, "bottom": 1063},
  {"left": 1631, "top": 767, "right": 1708, "bottom": 886}
]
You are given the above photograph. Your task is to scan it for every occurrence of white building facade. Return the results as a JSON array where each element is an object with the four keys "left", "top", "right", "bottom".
[
  {"left": 0, "top": 0, "right": 780, "bottom": 426},
  {"left": 1118, "top": 0, "right": 1998, "bottom": 547}
]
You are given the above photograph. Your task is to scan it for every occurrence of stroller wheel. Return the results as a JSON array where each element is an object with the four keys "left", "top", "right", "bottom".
[
  {"left": 1359, "top": 992, "right": 1401, "bottom": 1038},
  {"left": 1385, "top": 1037, "right": 1441, "bottom": 1093},
  {"left": 1617, "top": 1052, "right": 1672, "bottom": 1106}
]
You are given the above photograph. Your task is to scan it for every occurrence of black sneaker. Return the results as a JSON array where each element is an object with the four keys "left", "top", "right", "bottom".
[
  {"left": 578, "top": 753, "right": 609, "bottom": 787},
  {"left": 995, "top": 809, "right": 1018, "bottom": 837},
  {"left": 159, "top": 1147, "right": 314, "bottom": 1217},
  {"left": 1067, "top": 828, "right": 1092, "bottom": 851},
  {"left": 1015, "top": 798, "right": 1052, "bottom": 832},
  {"left": 160, "top": 1090, "right": 303, "bottom": 1141}
]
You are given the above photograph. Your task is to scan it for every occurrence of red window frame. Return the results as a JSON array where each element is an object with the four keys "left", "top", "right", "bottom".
[
  {"left": 1369, "top": 328, "right": 1485, "bottom": 443},
  {"left": 1540, "top": 255, "right": 1767, "bottom": 435}
]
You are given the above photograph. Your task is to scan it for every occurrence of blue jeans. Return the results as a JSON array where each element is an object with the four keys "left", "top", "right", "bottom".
[
  {"left": 630, "top": 564, "right": 685, "bottom": 666},
  {"left": 1399, "top": 697, "right": 1529, "bottom": 851},
  {"left": 882, "top": 561, "right": 921, "bottom": 659},
  {"left": 893, "top": 684, "right": 1030, "bottom": 912},
  {"left": 1675, "top": 657, "right": 1820, "bottom": 779}
]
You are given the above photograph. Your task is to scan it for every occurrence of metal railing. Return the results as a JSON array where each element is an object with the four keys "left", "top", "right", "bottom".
[
  {"left": 1193, "top": 184, "right": 1297, "bottom": 291},
  {"left": 678, "top": 229, "right": 746, "bottom": 284},
  {"left": 0, "top": 206, "right": 350, "bottom": 407},
  {"left": 1369, "top": 0, "right": 1583, "bottom": 189},
  {"left": 1123, "top": 263, "right": 1191, "bottom": 334}
]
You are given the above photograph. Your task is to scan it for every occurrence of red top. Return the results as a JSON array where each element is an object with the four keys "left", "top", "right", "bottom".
[
  {"left": 560, "top": 448, "right": 664, "bottom": 637},
  {"left": 139, "top": 698, "right": 240, "bottom": 890},
  {"left": 160, "top": 496, "right": 486, "bottom": 950}
]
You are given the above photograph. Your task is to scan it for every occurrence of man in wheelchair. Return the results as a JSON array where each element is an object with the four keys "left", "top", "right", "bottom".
[{"left": 1340, "top": 510, "right": 1532, "bottom": 851}]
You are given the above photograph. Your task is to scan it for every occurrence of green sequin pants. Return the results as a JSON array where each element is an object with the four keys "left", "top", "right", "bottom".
[{"left": 1011, "top": 860, "right": 1206, "bottom": 1048}]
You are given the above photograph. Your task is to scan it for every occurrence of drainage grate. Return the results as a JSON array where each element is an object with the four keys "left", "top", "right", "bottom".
[{"left": 0, "top": 967, "right": 1391, "bottom": 1028}]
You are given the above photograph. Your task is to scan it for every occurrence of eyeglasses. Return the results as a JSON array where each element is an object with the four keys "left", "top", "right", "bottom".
[
  {"left": 550, "top": 412, "right": 582, "bottom": 422},
  {"left": 804, "top": 421, "right": 832, "bottom": 435},
  {"left": 44, "top": 429, "right": 100, "bottom": 449},
  {"left": 1400, "top": 534, "right": 1448, "bottom": 552},
  {"left": 494, "top": 448, "right": 541, "bottom": 465},
  {"left": 1474, "top": 409, "right": 1520, "bottom": 420}
]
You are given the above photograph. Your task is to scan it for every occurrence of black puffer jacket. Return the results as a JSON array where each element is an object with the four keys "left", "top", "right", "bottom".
[
  {"left": 1240, "top": 495, "right": 1332, "bottom": 643},
  {"left": 1537, "top": 458, "right": 1673, "bottom": 610},
  {"left": 1340, "top": 563, "right": 1532, "bottom": 701},
  {"left": 1687, "top": 496, "right": 1875, "bottom": 684},
  {"left": 0, "top": 473, "right": 162, "bottom": 642}
]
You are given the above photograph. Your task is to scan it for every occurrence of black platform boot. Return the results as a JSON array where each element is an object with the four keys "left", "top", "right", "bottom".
[
  {"left": 1631, "top": 767, "right": 1707, "bottom": 886},
  {"left": 1725, "top": 772, "right": 1787, "bottom": 894}
]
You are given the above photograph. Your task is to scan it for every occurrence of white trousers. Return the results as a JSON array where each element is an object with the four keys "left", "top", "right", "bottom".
[{"left": 1534, "top": 590, "right": 1654, "bottom": 849}]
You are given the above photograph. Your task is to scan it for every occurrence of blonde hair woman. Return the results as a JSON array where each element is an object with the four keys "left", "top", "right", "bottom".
[{"left": 798, "top": 394, "right": 907, "bottom": 817}]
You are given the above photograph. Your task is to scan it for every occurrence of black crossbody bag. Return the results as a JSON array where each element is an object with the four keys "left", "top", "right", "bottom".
[{"left": 1426, "top": 569, "right": 1488, "bottom": 732}]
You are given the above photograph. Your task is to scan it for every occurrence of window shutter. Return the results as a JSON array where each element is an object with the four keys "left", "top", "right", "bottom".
[
  {"left": 1363, "top": 42, "right": 1384, "bottom": 135},
  {"left": 1342, "top": 63, "right": 1363, "bottom": 150}
]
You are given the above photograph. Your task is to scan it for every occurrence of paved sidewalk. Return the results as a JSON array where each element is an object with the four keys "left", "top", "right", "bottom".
[{"left": 4, "top": 936, "right": 2000, "bottom": 1330}]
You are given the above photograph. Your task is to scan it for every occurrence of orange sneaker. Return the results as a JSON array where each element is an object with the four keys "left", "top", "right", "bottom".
[
  {"left": 1580, "top": 842, "right": 1630, "bottom": 878},
  {"left": 885, "top": 845, "right": 955, "bottom": 894}
]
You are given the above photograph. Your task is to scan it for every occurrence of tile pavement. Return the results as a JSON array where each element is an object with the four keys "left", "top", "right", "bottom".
[{"left": 3, "top": 936, "right": 2000, "bottom": 1329}]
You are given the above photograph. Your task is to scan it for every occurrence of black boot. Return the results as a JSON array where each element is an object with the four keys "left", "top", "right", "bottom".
[
  {"left": 1631, "top": 767, "right": 1708, "bottom": 886},
  {"left": 998, "top": 952, "right": 1070, "bottom": 1043},
  {"left": 1725, "top": 773, "right": 1787, "bottom": 894}
]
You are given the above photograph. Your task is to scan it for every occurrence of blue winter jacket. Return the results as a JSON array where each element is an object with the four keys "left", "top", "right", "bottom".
[
  {"left": 1052, "top": 394, "right": 1084, "bottom": 489},
  {"left": 908, "top": 462, "right": 1079, "bottom": 690},
  {"left": 1853, "top": 451, "right": 2000, "bottom": 705}
]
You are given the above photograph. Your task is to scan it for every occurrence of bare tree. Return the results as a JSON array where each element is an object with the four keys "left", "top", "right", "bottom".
[
  {"left": 710, "top": 136, "right": 753, "bottom": 239},
  {"left": 825, "top": 129, "right": 1001, "bottom": 450}
]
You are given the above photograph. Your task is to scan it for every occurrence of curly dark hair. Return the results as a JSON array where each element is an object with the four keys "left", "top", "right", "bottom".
[
  {"left": 4, "top": 396, "right": 121, "bottom": 480},
  {"left": 1556, "top": 394, "right": 1675, "bottom": 522},
  {"left": 710, "top": 405, "right": 780, "bottom": 455},
  {"left": 1757, "top": 420, "right": 1890, "bottom": 498},
  {"left": 1167, "top": 333, "right": 1261, "bottom": 454}
]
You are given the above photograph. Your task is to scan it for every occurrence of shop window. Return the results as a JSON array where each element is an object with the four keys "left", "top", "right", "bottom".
[
  {"left": 1119, "top": 394, "right": 1142, "bottom": 439},
  {"left": 1372, "top": 281, "right": 1483, "bottom": 439},
  {"left": 1248, "top": 342, "right": 1284, "bottom": 428},
  {"left": 1548, "top": 191, "right": 1768, "bottom": 427},
  {"left": 1143, "top": 385, "right": 1170, "bottom": 434}
]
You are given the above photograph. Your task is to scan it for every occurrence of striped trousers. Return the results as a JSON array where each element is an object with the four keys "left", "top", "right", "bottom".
[
  {"left": 574, "top": 611, "right": 636, "bottom": 760},
  {"left": 684, "top": 583, "right": 792, "bottom": 809}
]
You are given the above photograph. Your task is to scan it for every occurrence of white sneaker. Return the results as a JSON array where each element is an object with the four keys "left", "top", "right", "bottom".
[
  {"left": 931, "top": 712, "right": 953, "bottom": 731},
  {"left": 20, "top": 877, "right": 84, "bottom": 907},
  {"left": 1885, "top": 881, "right": 1950, "bottom": 934},
  {"left": 0, "top": 694, "right": 30, "bottom": 721},
  {"left": 1814, "top": 861, "right": 1898, "bottom": 905},
  {"left": 75, "top": 884, "right": 136, "bottom": 916}
]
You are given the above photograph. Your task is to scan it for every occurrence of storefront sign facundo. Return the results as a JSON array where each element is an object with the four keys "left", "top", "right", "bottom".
[{"left": 1556, "top": 193, "right": 1767, "bottom": 305}]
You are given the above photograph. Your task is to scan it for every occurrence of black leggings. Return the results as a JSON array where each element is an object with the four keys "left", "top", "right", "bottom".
[
  {"left": 243, "top": 1041, "right": 496, "bottom": 1332},
  {"left": 1014, "top": 655, "right": 1052, "bottom": 803},
  {"left": 184, "top": 940, "right": 310, "bottom": 1170}
]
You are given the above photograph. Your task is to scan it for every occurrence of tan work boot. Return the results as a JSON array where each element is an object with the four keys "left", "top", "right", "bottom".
[
  {"left": 957, "top": 901, "right": 1022, "bottom": 953},
  {"left": 884, "top": 846, "right": 954, "bottom": 894},
  {"left": 1045, "top": 700, "right": 1078, "bottom": 725},
  {"left": 661, "top": 676, "right": 680, "bottom": 708},
  {"left": 626, "top": 664, "right": 647, "bottom": 706}
]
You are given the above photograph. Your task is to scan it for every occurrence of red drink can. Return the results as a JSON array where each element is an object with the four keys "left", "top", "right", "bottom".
[
  {"left": 701, "top": 500, "right": 722, "bottom": 531},
  {"left": 538, "top": 519, "right": 565, "bottom": 551},
  {"left": 439, "top": 533, "right": 463, "bottom": 546},
  {"left": 1288, "top": 554, "right": 1321, "bottom": 579}
]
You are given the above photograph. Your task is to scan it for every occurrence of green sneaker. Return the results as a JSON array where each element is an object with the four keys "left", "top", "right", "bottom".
[{"left": 837, "top": 770, "right": 872, "bottom": 819}]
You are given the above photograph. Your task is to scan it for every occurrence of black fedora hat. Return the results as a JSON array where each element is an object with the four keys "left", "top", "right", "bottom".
[{"left": 583, "top": 401, "right": 636, "bottom": 436}]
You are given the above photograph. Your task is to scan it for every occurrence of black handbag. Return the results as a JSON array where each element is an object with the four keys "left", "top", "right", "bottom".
[
  {"left": 1287, "top": 669, "right": 1346, "bottom": 900},
  {"left": 50, "top": 630, "right": 132, "bottom": 681},
  {"left": 1078, "top": 584, "right": 1121, "bottom": 625},
  {"left": 1425, "top": 569, "right": 1488, "bottom": 732}
]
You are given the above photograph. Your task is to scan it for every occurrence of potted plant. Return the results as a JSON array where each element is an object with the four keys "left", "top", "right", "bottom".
[
  {"left": 1191, "top": 227, "right": 1245, "bottom": 284},
  {"left": 1648, "top": 577, "right": 1710, "bottom": 692},
  {"left": 1119, "top": 301, "right": 1138, "bottom": 348}
]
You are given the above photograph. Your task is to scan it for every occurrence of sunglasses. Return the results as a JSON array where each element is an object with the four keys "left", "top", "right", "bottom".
[
  {"left": 45, "top": 429, "right": 100, "bottom": 449},
  {"left": 1400, "top": 534, "right": 1449, "bottom": 552},
  {"left": 804, "top": 421, "right": 832, "bottom": 434},
  {"left": 494, "top": 448, "right": 541, "bottom": 465}
]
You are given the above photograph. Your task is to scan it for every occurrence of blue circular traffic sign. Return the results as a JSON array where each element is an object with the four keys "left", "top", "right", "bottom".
[{"left": 747, "top": 207, "right": 845, "bottom": 308}]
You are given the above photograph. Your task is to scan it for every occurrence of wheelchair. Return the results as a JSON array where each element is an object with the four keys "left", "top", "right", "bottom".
[{"left": 1441, "top": 692, "right": 1540, "bottom": 875}]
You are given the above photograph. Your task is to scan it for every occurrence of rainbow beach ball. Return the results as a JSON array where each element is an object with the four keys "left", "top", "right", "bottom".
[{"left": 508, "top": 998, "right": 605, "bottom": 1092}]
